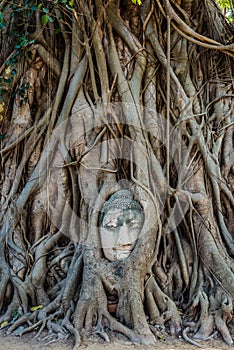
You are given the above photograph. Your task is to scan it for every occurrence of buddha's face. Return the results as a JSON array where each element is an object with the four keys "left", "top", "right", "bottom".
[{"left": 100, "top": 208, "right": 144, "bottom": 261}]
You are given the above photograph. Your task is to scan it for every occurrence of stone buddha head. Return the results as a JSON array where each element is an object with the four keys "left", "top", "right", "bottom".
[{"left": 100, "top": 190, "right": 144, "bottom": 262}]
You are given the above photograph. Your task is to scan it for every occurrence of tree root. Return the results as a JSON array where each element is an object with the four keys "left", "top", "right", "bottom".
[
  {"left": 187, "top": 286, "right": 234, "bottom": 346},
  {"left": 64, "top": 323, "right": 81, "bottom": 350},
  {"left": 182, "top": 327, "right": 204, "bottom": 348},
  {"left": 145, "top": 276, "right": 181, "bottom": 335},
  {"left": 93, "top": 324, "right": 110, "bottom": 343},
  {"left": 215, "top": 312, "right": 233, "bottom": 346},
  {"left": 104, "top": 311, "right": 156, "bottom": 345}
]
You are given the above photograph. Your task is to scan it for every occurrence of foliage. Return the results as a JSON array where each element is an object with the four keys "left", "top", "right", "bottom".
[
  {"left": 131, "top": 0, "right": 142, "bottom": 5},
  {"left": 215, "top": 0, "right": 233, "bottom": 21}
]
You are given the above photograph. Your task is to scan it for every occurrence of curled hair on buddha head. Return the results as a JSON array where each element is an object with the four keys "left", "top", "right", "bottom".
[{"left": 99, "top": 190, "right": 142, "bottom": 224}]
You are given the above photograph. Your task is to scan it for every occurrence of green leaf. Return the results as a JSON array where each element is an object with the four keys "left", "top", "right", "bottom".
[
  {"left": 69, "top": 0, "right": 74, "bottom": 7},
  {"left": 0, "top": 88, "right": 7, "bottom": 95},
  {"left": 13, "top": 309, "right": 19, "bottom": 318},
  {"left": 21, "top": 38, "right": 28, "bottom": 47},
  {"left": 0, "top": 12, "right": 6, "bottom": 30},
  {"left": 159, "top": 335, "right": 165, "bottom": 340},
  {"left": 4, "top": 78, "right": 13, "bottom": 83},
  {"left": 30, "top": 305, "right": 44, "bottom": 311},
  {"left": 65, "top": 4, "right": 74, "bottom": 10},
  {"left": 42, "top": 7, "right": 49, "bottom": 13},
  {"left": 131, "top": 0, "right": 141, "bottom": 5},
  {"left": 41, "top": 14, "right": 49, "bottom": 26}
]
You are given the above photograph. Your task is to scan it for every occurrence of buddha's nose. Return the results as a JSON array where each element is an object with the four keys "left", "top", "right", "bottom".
[{"left": 116, "top": 225, "right": 131, "bottom": 246}]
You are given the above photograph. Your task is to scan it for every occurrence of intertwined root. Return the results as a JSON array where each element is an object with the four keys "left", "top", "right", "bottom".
[{"left": 0, "top": 233, "right": 233, "bottom": 349}]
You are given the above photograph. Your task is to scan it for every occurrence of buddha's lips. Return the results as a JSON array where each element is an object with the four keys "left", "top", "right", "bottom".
[
  {"left": 113, "top": 247, "right": 133, "bottom": 252},
  {"left": 113, "top": 244, "right": 133, "bottom": 251}
]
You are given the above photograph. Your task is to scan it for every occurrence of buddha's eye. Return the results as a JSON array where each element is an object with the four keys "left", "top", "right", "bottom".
[
  {"left": 105, "top": 222, "right": 118, "bottom": 229},
  {"left": 129, "top": 220, "right": 142, "bottom": 229}
]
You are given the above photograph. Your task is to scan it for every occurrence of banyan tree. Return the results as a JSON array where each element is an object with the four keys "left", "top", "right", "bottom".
[{"left": 0, "top": 0, "right": 234, "bottom": 348}]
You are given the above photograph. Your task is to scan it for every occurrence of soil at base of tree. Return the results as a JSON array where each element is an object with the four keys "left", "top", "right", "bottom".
[{"left": 0, "top": 332, "right": 233, "bottom": 350}]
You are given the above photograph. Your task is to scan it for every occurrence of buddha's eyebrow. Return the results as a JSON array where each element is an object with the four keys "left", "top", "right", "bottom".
[
  {"left": 103, "top": 217, "right": 118, "bottom": 226},
  {"left": 129, "top": 212, "right": 142, "bottom": 220}
]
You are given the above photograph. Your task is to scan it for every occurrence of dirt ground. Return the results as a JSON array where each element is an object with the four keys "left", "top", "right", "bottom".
[{"left": 0, "top": 332, "right": 233, "bottom": 350}]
